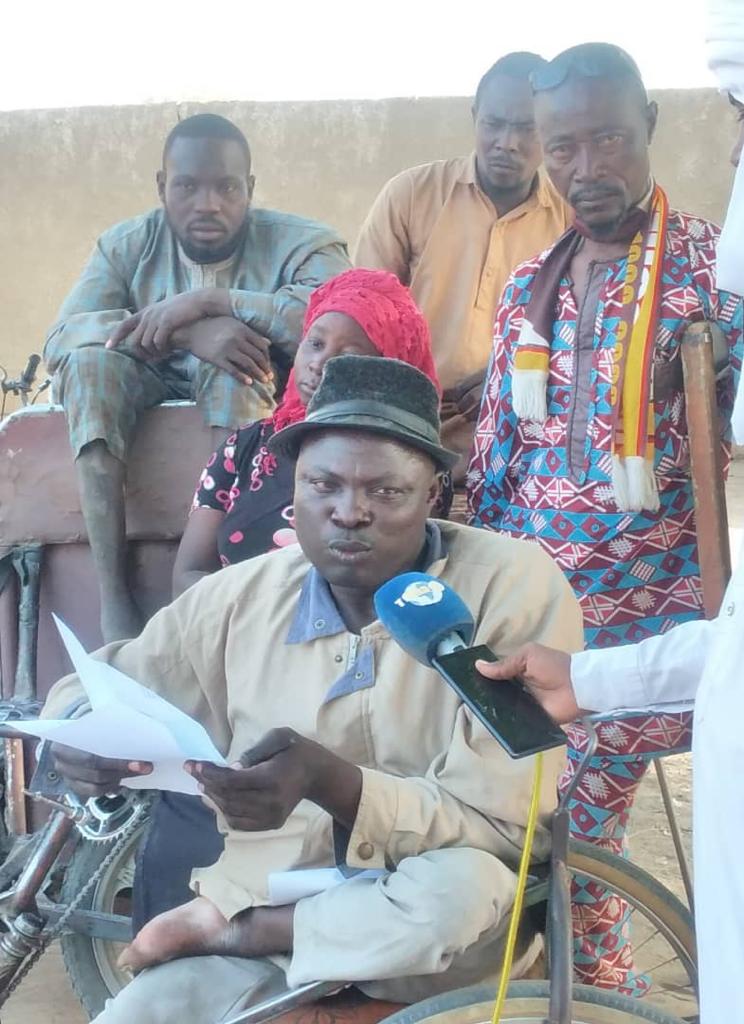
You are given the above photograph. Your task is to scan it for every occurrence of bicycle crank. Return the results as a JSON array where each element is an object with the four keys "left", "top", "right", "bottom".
[{"left": 0, "top": 912, "right": 44, "bottom": 984}]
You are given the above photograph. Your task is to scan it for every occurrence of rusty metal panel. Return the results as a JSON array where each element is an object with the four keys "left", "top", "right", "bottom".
[
  {"left": 0, "top": 402, "right": 213, "bottom": 546},
  {"left": 0, "top": 404, "right": 215, "bottom": 699}
]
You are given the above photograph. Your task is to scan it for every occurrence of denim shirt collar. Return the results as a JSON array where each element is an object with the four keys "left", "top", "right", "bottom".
[{"left": 286, "top": 521, "right": 444, "bottom": 645}]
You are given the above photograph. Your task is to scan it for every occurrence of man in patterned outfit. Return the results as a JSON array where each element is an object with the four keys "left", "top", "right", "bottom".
[{"left": 468, "top": 43, "right": 743, "bottom": 993}]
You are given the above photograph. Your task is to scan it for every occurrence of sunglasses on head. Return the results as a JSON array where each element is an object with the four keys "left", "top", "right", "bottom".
[{"left": 530, "top": 45, "right": 644, "bottom": 94}]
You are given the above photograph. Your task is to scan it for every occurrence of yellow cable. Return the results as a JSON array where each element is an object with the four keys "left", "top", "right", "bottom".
[{"left": 491, "top": 751, "right": 544, "bottom": 1024}]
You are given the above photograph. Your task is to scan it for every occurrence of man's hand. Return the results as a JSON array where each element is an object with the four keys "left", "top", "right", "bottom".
[
  {"left": 188, "top": 727, "right": 362, "bottom": 832},
  {"left": 50, "top": 743, "right": 152, "bottom": 801},
  {"left": 475, "top": 644, "right": 583, "bottom": 725},
  {"left": 175, "top": 317, "right": 273, "bottom": 386},
  {"left": 442, "top": 368, "right": 487, "bottom": 423},
  {"left": 106, "top": 288, "right": 231, "bottom": 358}
]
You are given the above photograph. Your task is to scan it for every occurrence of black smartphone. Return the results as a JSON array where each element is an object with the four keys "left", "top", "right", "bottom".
[{"left": 434, "top": 644, "right": 567, "bottom": 759}]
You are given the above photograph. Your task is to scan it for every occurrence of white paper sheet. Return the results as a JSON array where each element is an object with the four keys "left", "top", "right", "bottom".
[
  {"left": 268, "top": 867, "right": 387, "bottom": 906},
  {"left": 13, "top": 616, "right": 227, "bottom": 794}
]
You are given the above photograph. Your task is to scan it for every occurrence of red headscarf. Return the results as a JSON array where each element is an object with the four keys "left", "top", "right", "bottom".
[{"left": 272, "top": 268, "right": 439, "bottom": 432}]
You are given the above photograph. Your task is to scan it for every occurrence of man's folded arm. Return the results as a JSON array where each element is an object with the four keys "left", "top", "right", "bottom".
[
  {"left": 43, "top": 236, "right": 137, "bottom": 367},
  {"left": 229, "top": 236, "right": 351, "bottom": 358}
]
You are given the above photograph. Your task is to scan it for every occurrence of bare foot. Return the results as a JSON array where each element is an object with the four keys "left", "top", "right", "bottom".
[
  {"left": 118, "top": 897, "right": 228, "bottom": 973},
  {"left": 100, "top": 590, "right": 143, "bottom": 643},
  {"left": 118, "top": 898, "right": 295, "bottom": 973}
]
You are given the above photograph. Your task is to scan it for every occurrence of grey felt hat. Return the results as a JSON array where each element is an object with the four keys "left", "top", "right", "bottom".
[{"left": 267, "top": 355, "right": 459, "bottom": 471}]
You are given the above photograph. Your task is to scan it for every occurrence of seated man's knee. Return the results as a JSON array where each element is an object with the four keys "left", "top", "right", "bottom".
[
  {"left": 92, "top": 968, "right": 167, "bottom": 1024},
  {"left": 395, "top": 848, "right": 515, "bottom": 949},
  {"left": 93, "top": 956, "right": 279, "bottom": 1024},
  {"left": 55, "top": 347, "right": 148, "bottom": 464},
  {"left": 56, "top": 346, "right": 141, "bottom": 402},
  {"left": 59, "top": 345, "right": 115, "bottom": 377},
  {"left": 194, "top": 362, "right": 275, "bottom": 427}
]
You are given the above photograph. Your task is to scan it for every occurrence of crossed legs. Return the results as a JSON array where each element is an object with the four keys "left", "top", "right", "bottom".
[{"left": 93, "top": 848, "right": 533, "bottom": 1024}]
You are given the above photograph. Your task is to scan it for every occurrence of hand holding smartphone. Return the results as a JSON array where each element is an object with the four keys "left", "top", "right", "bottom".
[{"left": 434, "top": 644, "right": 567, "bottom": 759}]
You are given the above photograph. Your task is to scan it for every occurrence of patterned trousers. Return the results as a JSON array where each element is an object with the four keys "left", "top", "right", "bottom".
[
  {"left": 50, "top": 346, "right": 274, "bottom": 461},
  {"left": 561, "top": 712, "right": 693, "bottom": 996}
]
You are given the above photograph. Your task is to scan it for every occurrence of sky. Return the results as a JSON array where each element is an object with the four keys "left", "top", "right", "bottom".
[{"left": 2, "top": 0, "right": 715, "bottom": 112}]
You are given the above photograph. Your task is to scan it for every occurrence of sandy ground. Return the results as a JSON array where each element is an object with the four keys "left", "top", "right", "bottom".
[{"left": 3, "top": 460, "right": 743, "bottom": 1024}]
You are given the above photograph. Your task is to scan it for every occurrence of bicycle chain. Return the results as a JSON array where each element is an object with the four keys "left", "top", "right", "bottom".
[{"left": 0, "top": 808, "right": 145, "bottom": 1009}]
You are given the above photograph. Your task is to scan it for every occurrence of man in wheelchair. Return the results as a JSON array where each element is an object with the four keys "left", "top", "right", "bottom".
[{"left": 42, "top": 357, "right": 582, "bottom": 1024}]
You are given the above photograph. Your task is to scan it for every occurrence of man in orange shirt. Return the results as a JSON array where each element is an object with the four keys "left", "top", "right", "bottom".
[{"left": 355, "top": 52, "right": 569, "bottom": 492}]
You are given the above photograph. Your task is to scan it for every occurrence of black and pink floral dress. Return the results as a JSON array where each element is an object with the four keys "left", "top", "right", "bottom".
[
  {"left": 192, "top": 421, "right": 299, "bottom": 563},
  {"left": 192, "top": 420, "right": 453, "bottom": 561}
]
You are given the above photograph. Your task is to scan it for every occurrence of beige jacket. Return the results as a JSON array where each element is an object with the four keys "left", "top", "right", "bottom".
[
  {"left": 44, "top": 522, "right": 583, "bottom": 919},
  {"left": 355, "top": 155, "right": 569, "bottom": 389}
]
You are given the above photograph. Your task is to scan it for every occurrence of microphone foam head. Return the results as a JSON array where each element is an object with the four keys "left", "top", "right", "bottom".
[{"left": 374, "top": 572, "right": 475, "bottom": 665}]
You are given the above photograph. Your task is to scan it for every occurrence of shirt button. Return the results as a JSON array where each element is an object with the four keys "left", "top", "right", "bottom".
[
  {"left": 314, "top": 619, "right": 326, "bottom": 631},
  {"left": 725, "top": 602, "right": 736, "bottom": 617},
  {"left": 357, "top": 842, "right": 375, "bottom": 861},
  {"left": 354, "top": 671, "right": 364, "bottom": 680},
  {"left": 334, "top": 654, "right": 343, "bottom": 663}
]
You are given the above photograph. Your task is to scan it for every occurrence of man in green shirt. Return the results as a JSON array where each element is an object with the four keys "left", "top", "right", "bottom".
[{"left": 44, "top": 113, "right": 349, "bottom": 642}]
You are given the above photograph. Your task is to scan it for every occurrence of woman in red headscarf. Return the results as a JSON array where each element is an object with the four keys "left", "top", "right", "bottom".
[
  {"left": 172, "top": 268, "right": 444, "bottom": 596},
  {"left": 135, "top": 271, "right": 445, "bottom": 929}
]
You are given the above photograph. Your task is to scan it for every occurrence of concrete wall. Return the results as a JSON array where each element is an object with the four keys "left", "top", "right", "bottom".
[{"left": 0, "top": 89, "right": 735, "bottom": 388}]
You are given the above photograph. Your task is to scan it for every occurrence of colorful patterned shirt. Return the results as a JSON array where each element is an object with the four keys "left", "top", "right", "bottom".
[
  {"left": 469, "top": 209, "right": 743, "bottom": 650},
  {"left": 193, "top": 420, "right": 299, "bottom": 564}
]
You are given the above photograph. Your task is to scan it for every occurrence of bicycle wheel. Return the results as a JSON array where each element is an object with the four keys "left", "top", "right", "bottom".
[
  {"left": 565, "top": 840, "right": 697, "bottom": 1019},
  {"left": 60, "top": 821, "right": 145, "bottom": 1018},
  {"left": 380, "top": 981, "right": 687, "bottom": 1024}
]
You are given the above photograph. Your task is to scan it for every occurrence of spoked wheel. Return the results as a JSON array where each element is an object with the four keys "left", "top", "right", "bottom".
[
  {"left": 379, "top": 982, "right": 688, "bottom": 1024},
  {"left": 52, "top": 827, "right": 695, "bottom": 1021},
  {"left": 60, "top": 821, "right": 146, "bottom": 1018},
  {"left": 566, "top": 840, "right": 697, "bottom": 1020}
]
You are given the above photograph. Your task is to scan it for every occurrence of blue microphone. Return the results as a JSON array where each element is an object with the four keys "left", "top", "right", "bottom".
[
  {"left": 373, "top": 572, "right": 475, "bottom": 665},
  {"left": 374, "top": 572, "right": 567, "bottom": 759}
]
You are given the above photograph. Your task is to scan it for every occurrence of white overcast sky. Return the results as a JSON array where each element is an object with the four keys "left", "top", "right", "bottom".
[{"left": 2, "top": 0, "right": 715, "bottom": 111}]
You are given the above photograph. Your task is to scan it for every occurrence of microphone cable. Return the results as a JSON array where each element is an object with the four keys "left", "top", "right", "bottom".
[{"left": 490, "top": 751, "right": 544, "bottom": 1024}]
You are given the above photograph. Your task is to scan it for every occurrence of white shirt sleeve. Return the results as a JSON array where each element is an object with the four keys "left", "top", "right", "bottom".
[{"left": 570, "top": 618, "right": 715, "bottom": 713}]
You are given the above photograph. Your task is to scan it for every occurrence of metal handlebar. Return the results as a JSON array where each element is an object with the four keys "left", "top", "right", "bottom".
[
  {"left": 220, "top": 982, "right": 345, "bottom": 1024},
  {"left": 0, "top": 354, "right": 47, "bottom": 416},
  {"left": 0, "top": 355, "right": 40, "bottom": 397},
  {"left": 19, "top": 355, "right": 41, "bottom": 390},
  {"left": 556, "top": 702, "right": 695, "bottom": 815},
  {"left": 558, "top": 715, "right": 599, "bottom": 814}
]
